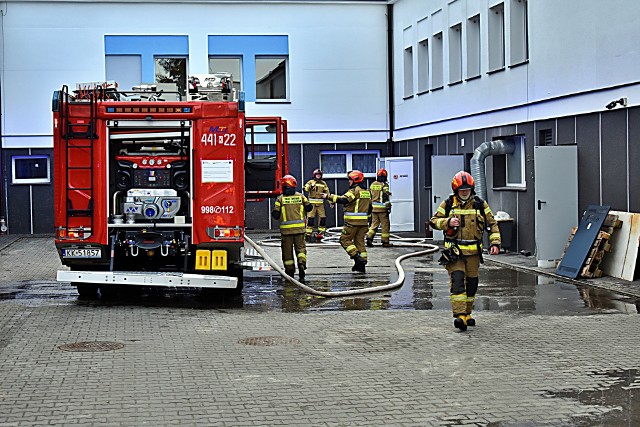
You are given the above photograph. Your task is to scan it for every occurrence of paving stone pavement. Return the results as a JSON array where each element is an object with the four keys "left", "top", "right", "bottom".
[{"left": 1, "top": 235, "right": 639, "bottom": 426}]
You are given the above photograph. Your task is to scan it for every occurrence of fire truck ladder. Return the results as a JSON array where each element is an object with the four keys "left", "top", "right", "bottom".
[{"left": 60, "top": 85, "right": 99, "bottom": 237}]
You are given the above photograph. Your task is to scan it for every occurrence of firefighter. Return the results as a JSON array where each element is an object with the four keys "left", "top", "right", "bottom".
[
  {"left": 366, "top": 168, "right": 393, "bottom": 247},
  {"left": 272, "top": 175, "right": 313, "bottom": 281},
  {"left": 429, "top": 171, "right": 501, "bottom": 331},
  {"left": 322, "top": 170, "right": 372, "bottom": 272},
  {"left": 303, "top": 168, "right": 331, "bottom": 241}
]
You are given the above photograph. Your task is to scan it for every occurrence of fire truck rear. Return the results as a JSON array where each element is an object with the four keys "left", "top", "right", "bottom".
[{"left": 52, "top": 76, "right": 288, "bottom": 297}]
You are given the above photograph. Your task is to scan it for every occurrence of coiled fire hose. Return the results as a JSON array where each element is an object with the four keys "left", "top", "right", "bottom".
[{"left": 244, "top": 234, "right": 439, "bottom": 297}]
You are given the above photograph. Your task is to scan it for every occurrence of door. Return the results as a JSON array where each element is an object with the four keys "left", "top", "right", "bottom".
[
  {"left": 380, "top": 157, "right": 414, "bottom": 232},
  {"left": 534, "top": 145, "right": 578, "bottom": 266},
  {"left": 431, "top": 155, "right": 465, "bottom": 241}
]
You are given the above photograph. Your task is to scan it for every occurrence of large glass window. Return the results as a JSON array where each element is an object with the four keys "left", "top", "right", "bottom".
[
  {"left": 320, "top": 151, "right": 380, "bottom": 178},
  {"left": 403, "top": 46, "right": 414, "bottom": 98},
  {"left": 12, "top": 155, "right": 50, "bottom": 184},
  {"left": 256, "top": 56, "right": 288, "bottom": 100},
  {"left": 488, "top": 3, "right": 505, "bottom": 72},
  {"left": 431, "top": 32, "right": 444, "bottom": 89},
  {"left": 449, "top": 23, "right": 462, "bottom": 84},
  {"left": 209, "top": 57, "right": 242, "bottom": 92},
  {"left": 417, "top": 38, "right": 429, "bottom": 93},
  {"left": 155, "top": 57, "right": 187, "bottom": 95},
  {"left": 492, "top": 136, "right": 526, "bottom": 188},
  {"left": 510, "top": 0, "right": 529, "bottom": 65},
  {"left": 466, "top": 15, "right": 481, "bottom": 79}
]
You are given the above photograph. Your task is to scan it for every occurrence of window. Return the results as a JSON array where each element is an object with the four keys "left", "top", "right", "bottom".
[
  {"left": 466, "top": 15, "right": 481, "bottom": 79},
  {"left": 320, "top": 151, "right": 380, "bottom": 178},
  {"left": 449, "top": 24, "right": 462, "bottom": 84},
  {"left": 431, "top": 32, "right": 444, "bottom": 89},
  {"left": 209, "top": 57, "right": 242, "bottom": 92},
  {"left": 256, "top": 56, "right": 288, "bottom": 100},
  {"left": 155, "top": 57, "right": 187, "bottom": 96},
  {"left": 12, "top": 155, "right": 50, "bottom": 184},
  {"left": 417, "top": 39, "right": 429, "bottom": 93},
  {"left": 403, "top": 46, "right": 414, "bottom": 98},
  {"left": 488, "top": 3, "right": 505, "bottom": 72},
  {"left": 510, "top": 0, "right": 529, "bottom": 65},
  {"left": 492, "top": 136, "right": 526, "bottom": 188},
  {"left": 105, "top": 55, "right": 142, "bottom": 92}
]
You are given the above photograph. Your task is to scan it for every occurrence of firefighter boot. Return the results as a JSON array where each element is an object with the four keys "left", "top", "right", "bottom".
[
  {"left": 298, "top": 264, "right": 306, "bottom": 282},
  {"left": 352, "top": 254, "right": 367, "bottom": 273},
  {"left": 453, "top": 315, "right": 468, "bottom": 332},
  {"left": 366, "top": 237, "right": 374, "bottom": 247},
  {"left": 465, "top": 314, "right": 476, "bottom": 326}
]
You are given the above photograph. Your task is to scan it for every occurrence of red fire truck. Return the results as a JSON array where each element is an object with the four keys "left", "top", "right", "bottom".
[{"left": 53, "top": 76, "right": 288, "bottom": 297}]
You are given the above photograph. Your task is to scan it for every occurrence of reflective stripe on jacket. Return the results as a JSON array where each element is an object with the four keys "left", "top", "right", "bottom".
[{"left": 304, "top": 179, "right": 330, "bottom": 204}]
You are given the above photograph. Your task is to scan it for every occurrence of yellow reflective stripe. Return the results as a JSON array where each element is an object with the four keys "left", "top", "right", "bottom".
[
  {"left": 280, "top": 223, "right": 305, "bottom": 229},
  {"left": 484, "top": 206, "right": 492, "bottom": 215},
  {"left": 466, "top": 296, "right": 475, "bottom": 302},
  {"left": 309, "top": 199, "right": 324, "bottom": 204},
  {"left": 453, "top": 209, "right": 479, "bottom": 215},
  {"left": 300, "top": 205, "right": 304, "bottom": 218},
  {"left": 450, "top": 293, "right": 467, "bottom": 302},
  {"left": 458, "top": 243, "right": 480, "bottom": 251},
  {"left": 297, "top": 253, "right": 307, "bottom": 261},
  {"left": 372, "top": 202, "right": 387, "bottom": 207},
  {"left": 355, "top": 199, "right": 360, "bottom": 212},
  {"left": 345, "top": 193, "right": 356, "bottom": 201},
  {"left": 346, "top": 244, "right": 357, "bottom": 252},
  {"left": 489, "top": 232, "right": 501, "bottom": 241},
  {"left": 284, "top": 260, "right": 295, "bottom": 266},
  {"left": 360, "top": 252, "right": 367, "bottom": 259},
  {"left": 344, "top": 214, "right": 368, "bottom": 220},
  {"left": 381, "top": 233, "right": 390, "bottom": 238},
  {"left": 437, "top": 206, "right": 446, "bottom": 214}
]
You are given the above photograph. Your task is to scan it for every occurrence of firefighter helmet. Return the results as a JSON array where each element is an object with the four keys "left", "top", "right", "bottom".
[
  {"left": 377, "top": 168, "right": 388, "bottom": 179},
  {"left": 348, "top": 170, "right": 365, "bottom": 183},
  {"left": 281, "top": 174, "right": 297, "bottom": 188},
  {"left": 312, "top": 168, "right": 323, "bottom": 179},
  {"left": 451, "top": 171, "right": 475, "bottom": 192}
]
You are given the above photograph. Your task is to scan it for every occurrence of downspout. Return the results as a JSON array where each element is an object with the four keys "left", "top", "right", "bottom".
[
  {"left": 0, "top": 4, "right": 6, "bottom": 234},
  {"left": 470, "top": 139, "right": 515, "bottom": 201},
  {"left": 386, "top": 3, "right": 394, "bottom": 156}
]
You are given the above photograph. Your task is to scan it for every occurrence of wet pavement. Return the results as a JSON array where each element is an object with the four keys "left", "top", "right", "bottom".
[{"left": 2, "top": 233, "right": 640, "bottom": 425}]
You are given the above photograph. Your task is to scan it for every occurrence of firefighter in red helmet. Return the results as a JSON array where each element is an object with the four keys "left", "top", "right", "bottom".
[
  {"left": 429, "top": 171, "right": 501, "bottom": 331},
  {"left": 272, "top": 175, "right": 313, "bottom": 281},
  {"left": 366, "top": 168, "right": 393, "bottom": 247},
  {"left": 303, "top": 168, "right": 331, "bottom": 242},
  {"left": 322, "top": 170, "right": 371, "bottom": 272}
]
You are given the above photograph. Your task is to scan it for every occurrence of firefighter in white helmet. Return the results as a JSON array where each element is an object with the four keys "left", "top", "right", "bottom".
[
  {"left": 430, "top": 171, "right": 501, "bottom": 331},
  {"left": 322, "top": 170, "right": 371, "bottom": 272},
  {"left": 272, "top": 175, "right": 313, "bottom": 281},
  {"left": 366, "top": 168, "right": 393, "bottom": 247},
  {"left": 303, "top": 168, "right": 331, "bottom": 241}
]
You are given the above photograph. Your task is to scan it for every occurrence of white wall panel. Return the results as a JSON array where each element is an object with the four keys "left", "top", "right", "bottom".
[{"left": 1, "top": 2, "right": 388, "bottom": 148}]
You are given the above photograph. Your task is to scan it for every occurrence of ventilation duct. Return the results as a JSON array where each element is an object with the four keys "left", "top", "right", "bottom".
[{"left": 470, "top": 139, "right": 515, "bottom": 201}]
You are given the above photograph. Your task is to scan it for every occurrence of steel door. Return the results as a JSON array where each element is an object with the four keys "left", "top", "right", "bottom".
[
  {"left": 431, "top": 155, "right": 464, "bottom": 241},
  {"left": 534, "top": 146, "right": 578, "bottom": 266},
  {"left": 381, "top": 157, "right": 414, "bottom": 232}
]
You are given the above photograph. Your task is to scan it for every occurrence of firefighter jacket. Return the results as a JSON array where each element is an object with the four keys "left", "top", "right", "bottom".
[
  {"left": 369, "top": 180, "right": 391, "bottom": 213},
  {"left": 304, "top": 179, "right": 330, "bottom": 205},
  {"left": 272, "top": 192, "right": 312, "bottom": 236},
  {"left": 327, "top": 184, "right": 372, "bottom": 226},
  {"left": 430, "top": 195, "right": 501, "bottom": 256}
]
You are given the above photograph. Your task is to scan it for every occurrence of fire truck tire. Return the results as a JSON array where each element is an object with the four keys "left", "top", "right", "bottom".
[
  {"left": 76, "top": 283, "right": 99, "bottom": 299},
  {"left": 99, "top": 285, "right": 119, "bottom": 299}
]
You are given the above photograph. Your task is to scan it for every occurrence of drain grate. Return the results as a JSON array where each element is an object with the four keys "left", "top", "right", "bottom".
[
  {"left": 238, "top": 336, "right": 301, "bottom": 346},
  {"left": 58, "top": 341, "right": 125, "bottom": 352}
]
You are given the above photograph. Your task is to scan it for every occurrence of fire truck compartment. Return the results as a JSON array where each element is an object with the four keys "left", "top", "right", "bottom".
[{"left": 57, "top": 270, "right": 238, "bottom": 289}]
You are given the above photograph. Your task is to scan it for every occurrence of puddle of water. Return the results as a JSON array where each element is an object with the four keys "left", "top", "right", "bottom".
[
  {"left": 2, "top": 267, "right": 639, "bottom": 314},
  {"left": 544, "top": 369, "right": 640, "bottom": 426}
]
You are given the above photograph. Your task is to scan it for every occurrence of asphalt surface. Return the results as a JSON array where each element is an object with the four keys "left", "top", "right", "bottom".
[{"left": 1, "top": 233, "right": 640, "bottom": 426}]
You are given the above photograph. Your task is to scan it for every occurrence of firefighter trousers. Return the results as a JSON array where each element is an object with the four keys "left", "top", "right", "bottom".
[
  {"left": 280, "top": 233, "right": 307, "bottom": 274},
  {"left": 367, "top": 211, "right": 391, "bottom": 244},
  {"left": 445, "top": 254, "right": 480, "bottom": 317},
  {"left": 339, "top": 223, "right": 368, "bottom": 263}
]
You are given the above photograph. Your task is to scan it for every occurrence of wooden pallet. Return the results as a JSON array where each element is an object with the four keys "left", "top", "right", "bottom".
[{"left": 558, "top": 213, "right": 621, "bottom": 278}]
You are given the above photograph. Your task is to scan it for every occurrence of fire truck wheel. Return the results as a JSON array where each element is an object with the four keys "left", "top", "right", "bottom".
[{"left": 76, "top": 283, "right": 99, "bottom": 299}]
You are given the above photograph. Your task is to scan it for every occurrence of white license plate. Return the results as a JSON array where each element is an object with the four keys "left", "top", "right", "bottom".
[{"left": 62, "top": 248, "right": 101, "bottom": 258}]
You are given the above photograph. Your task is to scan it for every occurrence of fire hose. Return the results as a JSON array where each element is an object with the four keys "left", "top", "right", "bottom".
[{"left": 244, "top": 233, "right": 439, "bottom": 297}]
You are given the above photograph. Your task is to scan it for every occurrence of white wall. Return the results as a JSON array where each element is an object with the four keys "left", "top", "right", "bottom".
[
  {"left": 393, "top": 0, "right": 640, "bottom": 140},
  {"left": 0, "top": 1, "right": 389, "bottom": 148}
]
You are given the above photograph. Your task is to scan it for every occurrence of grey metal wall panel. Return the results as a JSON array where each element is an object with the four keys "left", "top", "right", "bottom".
[
  {"left": 517, "top": 122, "right": 536, "bottom": 253},
  {"left": 557, "top": 116, "right": 576, "bottom": 145},
  {"left": 629, "top": 109, "right": 640, "bottom": 212},
  {"left": 601, "top": 110, "right": 628, "bottom": 211},
  {"left": 576, "top": 113, "right": 601, "bottom": 214}
]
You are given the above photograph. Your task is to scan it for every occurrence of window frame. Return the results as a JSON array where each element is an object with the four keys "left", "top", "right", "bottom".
[
  {"left": 255, "top": 55, "right": 289, "bottom": 102},
  {"left": 154, "top": 56, "right": 188, "bottom": 96},
  {"left": 319, "top": 150, "right": 381, "bottom": 179},
  {"left": 12, "top": 155, "right": 51, "bottom": 185},
  {"left": 492, "top": 135, "right": 526, "bottom": 189},
  {"left": 209, "top": 55, "right": 243, "bottom": 92}
]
